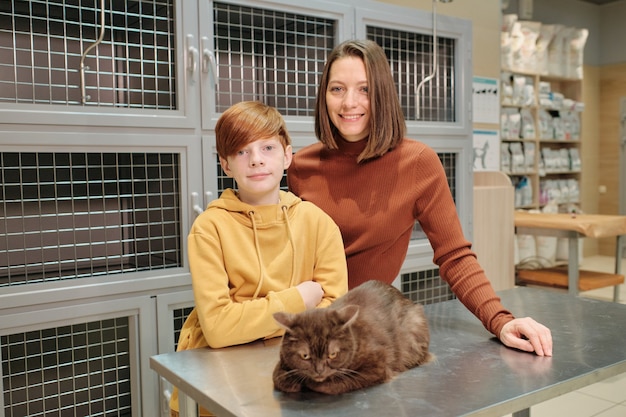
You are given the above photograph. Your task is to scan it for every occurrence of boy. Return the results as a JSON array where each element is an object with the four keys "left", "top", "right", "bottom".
[{"left": 170, "top": 101, "right": 348, "bottom": 416}]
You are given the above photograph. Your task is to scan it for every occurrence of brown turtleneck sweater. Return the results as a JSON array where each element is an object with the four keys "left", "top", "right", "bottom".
[{"left": 287, "top": 137, "right": 514, "bottom": 337}]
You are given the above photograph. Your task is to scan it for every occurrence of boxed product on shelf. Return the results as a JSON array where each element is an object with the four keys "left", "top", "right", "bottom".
[
  {"left": 520, "top": 108, "right": 536, "bottom": 139},
  {"left": 562, "top": 111, "right": 581, "bottom": 140},
  {"left": 539, "top": 178, "right": 580, "bottom": 205},
  {"left": 501, "top": 108, "right": 522, "bottom": 139},
  {"left": 518, "top": 21, "right": 542, "bottom": 73},
  {"left": 567, "top": 178, "right": 580, "bottom": 202},
  {"left": 569, "top": 148, "right": 581, "bottom": 170},
  {"left": 509, "top": 142, "right": 526, "bottom": 173},
  {"left": 536, "top": 25, "right": 558, "bottom": 75},
  {"left": 523, "top": 142, "right": 536, "bottom": 173},
  {"left": 541, "top": 148, "right": 558, "bottom": 172},
  {"left": 501, "top": 72, "right": 535, "bottom": 106},
  {"left": 538, "top": 109, "right": 554, "bottom": 139},
  {"left": 568, "top": 28, "right": 589, "bottom": 79},
  {"left": 501, "top": 142, "right": 512, "bottom": 173},
  {"left": 552, "top": 115, "right": 565, "bottom": 140},
  {"left": 559, "top": 149, "right": 571, "bottom": 170},
  {"left": 513, "top": 176, "right": 534, "bottom": 208},
  {"left": 501, "top": 15, "right": 587, "bottom": 79}
]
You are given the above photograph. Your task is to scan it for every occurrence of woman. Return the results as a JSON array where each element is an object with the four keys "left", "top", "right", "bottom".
[{"left": 288, "top": 39, "right": 552, "bottom": 356}]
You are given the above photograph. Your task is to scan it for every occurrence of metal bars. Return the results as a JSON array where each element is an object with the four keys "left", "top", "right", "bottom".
[
  {"left": 213, "top": 1, "right": 334, "bottom": 115},
  {"left": 0, "top": 0, "right": 176, "bottom": 108},
  {"left": 0, "top": 152, "right": 182, "bottom": 287},
  {"left": 367, "top": 25, "right": 456, "bottom": 122},
  {"left": 401, "top": 268, "right": 456, "bottom": 305},
  {"left": 411, "top": 152, "right": 457, "bottom": 240},
  {"left": 438, "top": 152, "right": 457, "bottom": 199},
  {"left": 172, "top": 306, "right": 193, "bottom": 351},
  {"left": 1, "top": 318, "right": 132, "bottom": 417}
]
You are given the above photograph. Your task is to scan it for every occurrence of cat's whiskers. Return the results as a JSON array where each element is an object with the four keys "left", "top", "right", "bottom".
[
  {"left": 274, "top": 368, "right": 305, "bottom": 381},
  {"left": 333, "top": 368, "right": 362, "bottom": 381}
]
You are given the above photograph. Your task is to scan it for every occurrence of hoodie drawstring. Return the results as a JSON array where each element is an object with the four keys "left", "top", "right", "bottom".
[
  {"left": 248, "top": 205, "right": 297, "bottom": 299},
  {"left": 281, "top": 205, "right": 297, "bottom": 288},
  {"left": 248, "top": 211, "right": 265, "bottom": 299}
]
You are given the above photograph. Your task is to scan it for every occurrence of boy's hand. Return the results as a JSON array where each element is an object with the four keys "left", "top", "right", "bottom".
[{"left": 296, "top": 281, "right": 323, "bottom": 309}]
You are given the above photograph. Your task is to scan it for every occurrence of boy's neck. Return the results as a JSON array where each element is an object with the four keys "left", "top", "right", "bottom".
[{"left": 237, "top": 190, "right": 281, "bottom": 206}]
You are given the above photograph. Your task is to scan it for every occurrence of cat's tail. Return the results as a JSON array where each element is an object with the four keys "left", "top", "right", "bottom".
[
  {"left": 398, "top": 304, "right": 432, "bottom": 369},
  {"left": 421, "top": 351, "right": 436, "bottom": 365}
]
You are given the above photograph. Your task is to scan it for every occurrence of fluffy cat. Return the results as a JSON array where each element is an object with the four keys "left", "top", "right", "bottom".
[{"left": 272, "top": 280, "right": 432, "bottom": 395}]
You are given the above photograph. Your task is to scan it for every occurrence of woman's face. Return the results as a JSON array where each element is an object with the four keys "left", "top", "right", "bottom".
[{"left": 325, "top": 56, "right": 370, "bottom": 142}]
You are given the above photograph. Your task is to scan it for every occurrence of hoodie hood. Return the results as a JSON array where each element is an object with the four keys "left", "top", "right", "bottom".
[
  {"left": 208, "top": 189, "right": 301, "bottom": 224},
  {"left": 206, "top": 189, "right": 301, "bottom": 298}
]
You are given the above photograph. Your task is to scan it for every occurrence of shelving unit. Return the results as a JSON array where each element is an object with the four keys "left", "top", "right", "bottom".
[{"left": 500, "top": 69, "right": 583, "bottom": 210}]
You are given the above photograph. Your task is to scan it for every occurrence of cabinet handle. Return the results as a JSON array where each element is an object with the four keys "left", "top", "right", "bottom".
[
  {"left": 186, "top": 34, "right": 199, "bottom": 76},
  {"left": 191, "top": 192, "right": 204, "bottom": 216},
  {"left": 204, "top": 191, "right": 214, "bottom": 208},
  {"left": 79, "top": 0, "right": 106, "bottom": 104},
  {"left": 201, "top": 36, "right": 218, "bottom": 87}
]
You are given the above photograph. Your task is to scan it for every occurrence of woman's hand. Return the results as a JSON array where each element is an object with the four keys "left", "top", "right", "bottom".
[{"left": 500, "top": 317, "right": 553, "bottom": 356}]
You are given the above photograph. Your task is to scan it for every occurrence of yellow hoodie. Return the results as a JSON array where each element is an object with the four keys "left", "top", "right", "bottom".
[{"left": 170, "top": 189, "right": 348, "bottom": 414}]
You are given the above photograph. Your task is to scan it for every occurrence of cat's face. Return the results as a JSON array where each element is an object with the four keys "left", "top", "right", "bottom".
[
  {"left": 281, "top": 334, "right": 346, "bottom": 382},
  {"left": 274, "top": 306, "right": 359, "bottom": 382}
]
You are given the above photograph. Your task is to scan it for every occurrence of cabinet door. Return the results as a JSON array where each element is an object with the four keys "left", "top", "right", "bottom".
[
  {"left": 0, "top": 132, "right": 203, "bottom": 288},
  {"left": 356, "top": 3, "right": 473, "bottom": 136},
  {"left": 0, "top": 0, "right": 200, "bottom": 129},
  {"left": 197, "top": 0, "right": 353, "bottom": 133}
]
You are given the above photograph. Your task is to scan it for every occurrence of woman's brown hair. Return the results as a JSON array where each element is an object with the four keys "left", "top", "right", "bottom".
[
  {"left": 315, "top": 39, "right": 406, "bottom": 163},
  {"left": 216, "top": 101, "right": 291, "bottom": 158}
]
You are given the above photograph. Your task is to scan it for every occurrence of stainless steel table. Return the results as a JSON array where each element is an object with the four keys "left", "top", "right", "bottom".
[{"left": 150, "top": 287, "right": 626, "bottom": 417}]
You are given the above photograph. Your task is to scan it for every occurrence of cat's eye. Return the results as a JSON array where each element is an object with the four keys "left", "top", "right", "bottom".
[
  {"left": 300, "top": 352, "right": 310, "bottom": 360},
  {"left": 328, "top": 351, "right": 338, "bottom": 359}
]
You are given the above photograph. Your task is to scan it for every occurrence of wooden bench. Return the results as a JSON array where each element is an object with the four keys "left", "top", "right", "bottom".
[{"left": 514, "top": 212, "right": 626, "bottom": 302}]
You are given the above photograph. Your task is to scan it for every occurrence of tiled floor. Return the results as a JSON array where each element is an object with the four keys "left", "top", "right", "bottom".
[{"left": 501, "top": 255, "right": 626, "bottom": 417}]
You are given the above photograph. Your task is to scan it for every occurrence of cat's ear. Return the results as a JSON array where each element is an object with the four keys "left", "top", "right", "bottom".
[
  {"left": 273, "top": 311, "right": 294, "bottom": 331},
  {"left": 336, "top": 305, "right": 359, "bottom": 328}
]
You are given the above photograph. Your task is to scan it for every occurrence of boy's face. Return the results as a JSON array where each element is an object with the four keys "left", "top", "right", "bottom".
[{"left": 219, "top": 136, "right": 292, "bottom": 206}]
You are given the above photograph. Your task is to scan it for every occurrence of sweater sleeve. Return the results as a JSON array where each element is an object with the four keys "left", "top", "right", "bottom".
[
  {"left": 413, "top": 146, "right": 515, "bottom": 337},
  {"left": 310, "top": 210, "right": 349, "bottom": 308},
  {"left": 187, "top": 229, "right": 307, "bottom": 349}
]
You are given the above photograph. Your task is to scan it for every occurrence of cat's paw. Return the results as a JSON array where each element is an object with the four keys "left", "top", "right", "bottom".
[
  {"left": 276, "top": 385, "right": 303, "bottom": 393},
  {"left": 274, "top": 380, "right": 303, "bottom": 393},
  {"left": 307, "top": 382, "right": 347, "bottom": 395}
]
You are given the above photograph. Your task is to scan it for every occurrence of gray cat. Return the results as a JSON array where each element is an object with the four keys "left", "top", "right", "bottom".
[{"left": 273, "top": 280, "right": 432, "bottom": 395}]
